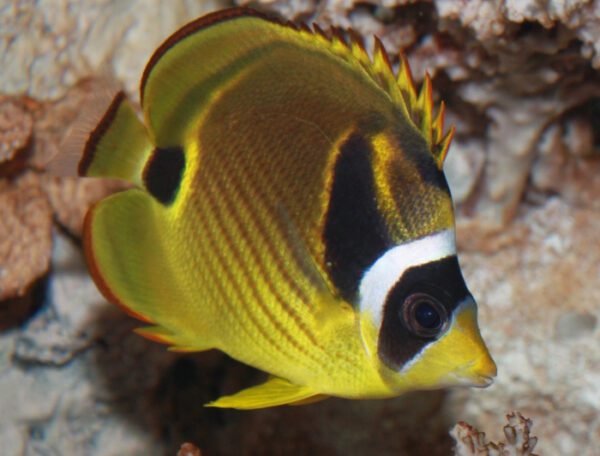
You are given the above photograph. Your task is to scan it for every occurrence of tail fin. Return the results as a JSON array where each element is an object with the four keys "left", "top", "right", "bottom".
[
  {"left": 79, "top": 91, "right": 153, "bottom": 185},
  {"left": 49, "top": 86, "right": 153, "bottom": 186}
]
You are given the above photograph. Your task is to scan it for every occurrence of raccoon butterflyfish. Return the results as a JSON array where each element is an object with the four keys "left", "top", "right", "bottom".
[{"left": 70, "top": 7, "right": 496, "bottom": 409}]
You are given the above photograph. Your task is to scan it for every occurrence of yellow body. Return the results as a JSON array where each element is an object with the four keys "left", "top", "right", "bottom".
[{"left": 81, "top": 8, "right": 495, "bottom": 409}]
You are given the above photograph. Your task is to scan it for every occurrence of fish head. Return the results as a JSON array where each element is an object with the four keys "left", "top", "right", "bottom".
[{"left": 358, "top": 229, "right": 496, "bottom": 392}]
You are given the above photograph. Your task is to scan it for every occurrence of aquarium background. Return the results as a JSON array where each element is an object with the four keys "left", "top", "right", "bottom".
[{"left": 1, "top": 0, "right": 600, "bottom": 454}]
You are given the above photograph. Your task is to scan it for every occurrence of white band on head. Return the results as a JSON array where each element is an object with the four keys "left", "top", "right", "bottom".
[{"left": 358, "top": 229, "right": 456, "bottom": 330}]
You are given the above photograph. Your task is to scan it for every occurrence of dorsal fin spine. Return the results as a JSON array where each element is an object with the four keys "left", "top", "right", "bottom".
[
  {"left": 312, "top": 22, "right": 327, "bottom": 39},
  {"left": 141, "top": 7, "right": 453, "bottom": 168},
  {"left": 437, "top": 126, "right": 455, "bottom": 169},
  {"left": 417, "top": 73, "right": 433, "bottom": 147},
  {"left": 434, "top": 100, "right": 446, "bottom": 144},
  {"left": 295, "top": 24, "right": 453, "bottom": 167}
]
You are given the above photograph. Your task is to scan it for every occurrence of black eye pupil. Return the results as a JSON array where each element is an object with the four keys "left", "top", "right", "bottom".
[
  {"left": 400, "top": 292, "right": 448, "bottom": 338},
  {"left": 414, "top": 301, "right": 441, "bottom": 330}
]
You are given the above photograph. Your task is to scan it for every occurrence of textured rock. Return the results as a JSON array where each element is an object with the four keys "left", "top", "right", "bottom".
[
  {"left": 1, "top": 0, "right": 229, "bottom": 100},
  {"left": 0, "top": 97, "right": 33, "bottom": 165},
  {"left": 44, "top": 176, "right": 129, "bottom": 236},
  {"left": 0, "top": 172, "right": 52, "bottom": 300},
  {"left": 451, "top": 197, "right": 600, "bottom": 455},
  {"left": 0, "top": 232, "right": 178, "bottom": 455},
  {"left": 0, "top": 83, "right": 130, "bottom": 302}
]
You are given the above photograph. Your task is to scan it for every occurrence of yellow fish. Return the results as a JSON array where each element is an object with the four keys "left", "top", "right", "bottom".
[{"left": 76, "top": 7, "right": 496, "bottom": 409}]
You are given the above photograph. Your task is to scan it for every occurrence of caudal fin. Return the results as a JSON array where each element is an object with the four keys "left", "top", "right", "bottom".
[
  {"left": 49, "top": 86, "right": 153, "bottom": 186},
  {"left": 79, "top": 91, "right": 153, "bottom": 184}
]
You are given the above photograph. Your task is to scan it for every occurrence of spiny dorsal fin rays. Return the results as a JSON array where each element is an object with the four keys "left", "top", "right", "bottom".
[
  {"left": 437, "top": 126, "right": 455, "bottom": 169},
  {"left": 141, "top": 7, "right": 452, "bottom": 165},
  {"left": 372, "top": 36, "right": 400, "bottom": 105},
  {"left": 433, "top": 100, "right": 446, "bottom": 145},
  {"left": 417, "top": 72, "right": 434, "bottom": 147},
  {"left": 432, "top": 100, "right": 454, "bottom": 168},
  {"left": 396, "top": 54, "right": 418, "bottom": 122},
  {"left": 396, "top": 55, "right": 452, "bottom": 169}
]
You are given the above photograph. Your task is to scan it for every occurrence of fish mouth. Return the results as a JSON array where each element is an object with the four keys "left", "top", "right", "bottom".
[
  {"left": 452, "top": 372, "right": 496, "bottom": 388},
  {"left": 469, "top": 374, "right": 495, "bottom": 388}
]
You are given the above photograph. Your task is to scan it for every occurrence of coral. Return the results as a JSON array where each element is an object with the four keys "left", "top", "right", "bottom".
[
  {"left": 451, "top": 412, "right": 538, "bottom": 456},
  {"left": 449, "top": 196, "right": 600, "bottom": 454},
  {"left": 0, "top": 0, "right": 230, "bottom": 100},
  {"left": 0, "top": 80, "right": 132, "bottom": 302},
  {"left": 177, "top": 443, "right": 202, "bottom": 456}
]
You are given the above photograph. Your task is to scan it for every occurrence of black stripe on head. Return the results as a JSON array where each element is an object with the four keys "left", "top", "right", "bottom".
[
  {"left": 323, "top": 133, "right": 390, "bottom": 302},
  {"left": 377, "top": 255, "right": 471, "bottom": 371},
  {"left": 143, "top": 146, "right": 186, "bottom": 205}
]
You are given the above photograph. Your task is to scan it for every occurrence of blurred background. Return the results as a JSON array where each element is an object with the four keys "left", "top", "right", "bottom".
[{"left": 1, "top": 1, "right": 600, "bottom": 454}]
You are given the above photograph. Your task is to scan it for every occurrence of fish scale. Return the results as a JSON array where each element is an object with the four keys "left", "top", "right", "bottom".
[
  {"left": 201, "top": 146, "right": 329, "bottom": 372},
  {"left": 212, "top": 165, "right": 320, "bottom": 363}
]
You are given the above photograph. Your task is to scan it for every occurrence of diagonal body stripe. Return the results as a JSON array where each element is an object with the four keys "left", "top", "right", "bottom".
[{"left": 206, "top": 163, "right": 323, "bottom": 365}]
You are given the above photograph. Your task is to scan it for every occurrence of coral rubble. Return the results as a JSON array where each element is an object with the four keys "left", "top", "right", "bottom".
[
  {"left": 451, "top": 412, "right": 538, "bottom": 456},
  {"left": 0, "top": 82, "right": 128, "bottom": 302}
]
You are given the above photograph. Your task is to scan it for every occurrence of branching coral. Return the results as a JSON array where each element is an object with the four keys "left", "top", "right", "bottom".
[
  {"left": 177, "top": 442, "right": 202, "bottom": 456},
  {"left": 451, "top": 413, "right": 538, "bottom": 456}
]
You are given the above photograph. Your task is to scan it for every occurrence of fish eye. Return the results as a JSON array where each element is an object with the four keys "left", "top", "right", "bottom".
[{"left": 401, "top": 293, "right": 448, "bottom": 338}]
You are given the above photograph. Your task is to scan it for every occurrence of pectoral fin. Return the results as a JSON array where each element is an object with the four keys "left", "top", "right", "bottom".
[{"left": 206, "top": 377, "right": 321, "bottom": 410}]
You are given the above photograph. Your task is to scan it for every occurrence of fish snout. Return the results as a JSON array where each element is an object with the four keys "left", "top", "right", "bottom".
[
  {"left": 452, "top": 300, "right": 497, "bottom": 388},
  {"left": 458, "top": 350, "right": 497, "bottom": 388}
]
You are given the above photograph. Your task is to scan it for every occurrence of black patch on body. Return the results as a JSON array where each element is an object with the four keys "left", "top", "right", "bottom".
[
  {"left": 143, "top": 146, "right": 185, "bottom": 204},
  {"left": 378, "top": 255, "right": 471, "bottom": 370},
  {"left": 323, "top": 133, "right": 390, "bottom": 301}
]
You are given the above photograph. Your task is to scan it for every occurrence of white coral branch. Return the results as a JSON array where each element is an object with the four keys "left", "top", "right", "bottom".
[{"left": 451, "top": 412, "right": 538, "bottom": 456}]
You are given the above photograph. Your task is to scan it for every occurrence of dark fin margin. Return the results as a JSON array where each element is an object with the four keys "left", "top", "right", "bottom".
[
  {"left": 79, "top": 91, "right": 126, "bottom": 176},
  {"left": 140, "top": 7, "right": 290, "bottom": 104},
  {"left": 82, "top": 205, "right": 153, "bottom": 324}
]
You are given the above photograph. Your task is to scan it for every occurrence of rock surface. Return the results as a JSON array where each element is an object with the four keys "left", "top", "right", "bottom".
[
  {"left": 1, "top": 0, "right": 600, "bottom": 455},
  {"left": 0, "top": 172, "right": 52, "bottom": 300}
]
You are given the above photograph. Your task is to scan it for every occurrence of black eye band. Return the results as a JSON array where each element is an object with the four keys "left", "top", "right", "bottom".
[{"left": 377, "top": 255, "right": 471, "bottom": 371}]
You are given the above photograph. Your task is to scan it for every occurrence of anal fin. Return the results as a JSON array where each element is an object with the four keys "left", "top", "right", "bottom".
[
  {"left": 205, "top": 377, "right": 320, "bottom": 410},
  {"left": 289, "top": 394, "right": 328, "bottom": 406}
]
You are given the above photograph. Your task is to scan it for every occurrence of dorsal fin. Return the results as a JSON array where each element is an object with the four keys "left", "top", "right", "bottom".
[{"left": 139, "top": 7, "right": 453, "bottom": 166}]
